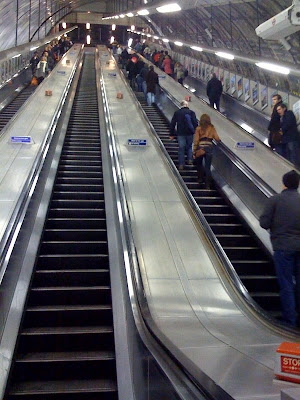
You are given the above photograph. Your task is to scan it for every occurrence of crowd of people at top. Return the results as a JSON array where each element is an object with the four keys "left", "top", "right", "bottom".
[{"left": 30, "top": 36, "right": 73, "bottom": 83}]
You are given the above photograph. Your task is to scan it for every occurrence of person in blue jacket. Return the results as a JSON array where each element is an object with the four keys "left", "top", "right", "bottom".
[
  {"left": 277, "top": 104, "right": 299, "bottom": 165},
  {"left": 169, "top": 101, "right": 198, "bottom": 170}
]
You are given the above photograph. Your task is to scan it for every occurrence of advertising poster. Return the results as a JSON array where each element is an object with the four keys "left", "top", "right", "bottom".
[
  {"left": 237, "top": 77, "right": 243, "bottom": 98},
  {"left": 202, "top": 63, "right": 206, "bottom": 80},
  {"left": 245, "top": 79, "right": 250, "bottom": 101},
  {"left": 252, "top": 83, "right": 258, "bottom": 106},
  {"left": 261, "top": 86, "right": 268, "bottom": 110},
  {"left": 219, "top": 69, "right": 224, "bottom": 87},
  {"left": 224, "top": 71, "right": 230, "bottom": 92},
  {"left": 194, "top": 61, "right": 198, "bottom": 78},
  {"left": 293, "top": 99, "right": 300, "bottom": 124},
  {"left": 231, "top": 75, "right": 236, "bottom": 95},
  {"left": 205, "top": 65, "right": 210, "bottom": 82},
  {"left": 191, "top": 61, "right": 195, "bottom": 77},
  {"left": 198, "top": 61, "right": 202, "bottom": 79}
]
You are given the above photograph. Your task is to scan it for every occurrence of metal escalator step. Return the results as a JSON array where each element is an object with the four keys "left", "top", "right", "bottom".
[
  {"left": 43, "top": 229, "right": 107, "bottom": 241},
  {"left": 240, "top": 275, "right": 278, "bottom": 292},
  {"left": 16, "top": 351, "right": 115, "bottom": 363},
  {"left": 38, "top": 254, "right": 109, "bottom": 269},
  {"left": 50, "top": 200, "right": 105, "bottom": 209},
  {"left": 45, "top": 218, "right": 106, "bottom": 229},
  {"left": 9, "top": 378, "right": 117, "bottom": 396}
]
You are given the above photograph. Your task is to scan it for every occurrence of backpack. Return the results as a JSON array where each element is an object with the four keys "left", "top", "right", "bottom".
[{"left": 184, "top": 112, "right": 195, "bottom": 134}]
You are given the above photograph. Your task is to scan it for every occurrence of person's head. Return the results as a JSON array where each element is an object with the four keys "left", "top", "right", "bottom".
[
  {"left": 212, "top": 73, "right": 216, "bottom": 79},
  {"left": 44, "top": 52, "right": 48, "bottom": 57},
  {"left": 149, "top": 65, "right": 154, "bottom": 72},
  {"left": 34, "top": 51, "right": 38, "bottom": 56},
  {"left": 276, "top": 103, "right": 287, "bottom": 117},
  {"left": 272, "top": 94, "right": 282, "bottom": 105},
  {"left": 165, "top": 51, "right": 168, "bottom": 55},
  {"left": 160, "top": 50, "right": 164, "bottom": 54},
  {"left": 180, "top": 100, "right": 189, "bottom": 108},
  {"left": 199, "top": 114, "right": 212, "bottom": 130},
  {"left": 283, "top": 170, "right": 300, "bottom": 190}
]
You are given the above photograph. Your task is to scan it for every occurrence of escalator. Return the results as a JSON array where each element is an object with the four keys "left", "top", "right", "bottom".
[
  {"left": 5, "top": 53, "right": 118, "bottom": 399},
  {"left": 0, "top": 85, "right": 36, "bottom": 132},
  {"left": 134, "top": 92, "right": 281, "bottom": 321}
]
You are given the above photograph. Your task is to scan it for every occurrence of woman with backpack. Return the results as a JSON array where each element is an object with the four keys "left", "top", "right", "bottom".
[{"left": 193, "top": 114, "right": 221, "bottom": 188}]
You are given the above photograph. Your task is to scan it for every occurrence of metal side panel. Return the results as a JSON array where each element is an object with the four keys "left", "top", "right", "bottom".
[
  {"left": 139, "top": 57, "right": 298, "bottom": 194},
  {"left": 99, "top": 48, "right": 300, "bottom": 400}
]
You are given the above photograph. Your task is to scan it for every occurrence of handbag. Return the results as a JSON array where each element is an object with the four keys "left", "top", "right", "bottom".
[
  {"left": 195, "top": 147, "right": 206, "bottom": 158},
  {"left": 272, "top": 130, "right": 282, "bottom": 145}
]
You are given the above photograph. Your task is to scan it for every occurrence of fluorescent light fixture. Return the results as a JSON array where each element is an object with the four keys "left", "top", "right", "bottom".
[
  {"left": 119, "top": 14, "right": 125, "bottom": 18},
  {"left": 115, "top": 16, "right": 119, "bottom": 19},
  {"left": 191, "top": 46, "right": 203, "bottom": 52},
  {"left": 162, "top": 38, "right": 169, "bottom": 43},
  {"left": 241, "top": 123, "right": 254, "bottom": 133},
  {"left": 138, "top": 9, "right": 149, "bottom": 15},
  {"left": 215, "top": 51, "right": 235, "bottom": 60},
  {"left": 86, "top": 35, "right": 91, "bottom": 45},
  {"left": 112, "top": 24, "right": 116, "bottom": 31},
  {"left": 144, "top": 0, "right": 148, "bottom": 3},
  {"left": 62, "top": 22, "right": 67, "bottom": 29},
  {"left": 153, "top": 36, "right": 159, "bottom": 40},
  {"left": 190, "top": 88, "right": 196, "bottom": 93},
  {"left": 156, "top": 3, "right": 181, "bottom": 13},
  {"left": 86, "top": 22, "right": 90, "bottom": 29},
  {"left": 127, "top": 12, "right": 134, "bottom": 17},
  {"left": 110, "top": 36, "right": 115, "bottom": 44},
  {"left": 183, "top": 84, "right": 189, "bottom": 89},
  {"left": 128, "top": 38, "right": 133, "bottom": 48},
  {"left": 131, "top": 25, "right": 135, "bottom": 31},
  {"left": 174, "top": 41, "right": 183, "bottom": 46},
  {"left": 255, "top": 62, "right": 290, "bottom": 75},
  {"left": 147, "top": 34, "right": 152, "bottom": 37},
  {"left": 30, "top": 46, "right": 38, "bottom": 51}
]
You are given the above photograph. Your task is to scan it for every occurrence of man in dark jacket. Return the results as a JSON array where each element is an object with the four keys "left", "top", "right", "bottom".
[
  {"left": 145, "top": 66, "right": 159, "bottom": 106},
  {"left": 260, "top": 170, "right": 300, "bottom": 326},
  {"left": 121, "top": 48, "right": 129, "bottom": 69},
  {"left": 206, "top": 73, "right": 223, "bottom": 111},
  {"left": 30, "top": 52, "right": 40, "bottom": 76},
  {"left": 126, "top": 55, "right": 138, "bottom": 89},
  {"left": 268, "top": 94, "right": 282, "bottom": 149},
  {"left": 169, "top": 101, "right": 198, "bottom": 170},
  {"left": 277, "top": 104, "right": 299, "bottom": 165}
]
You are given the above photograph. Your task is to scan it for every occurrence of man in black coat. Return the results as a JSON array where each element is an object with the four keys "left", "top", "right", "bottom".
[
  {"left": 169, "top": 101, "right": 198, "bottom": 170},
  {"left": 145, "top": 66, "right": 159, "bottom": 106},
  {"left": 268, "top": 94, "right": 282, "bottom": 149},
  {"left": 260, "top": 170, "right": 300, "bottom": 326},
  {"left": 277, "top": 104, "right": 299, "bottom": 165},
  {"left": 206, "top": 73, "right": 223, "bottom": 111},
  {"left": 30, "top": 52, "right": 40, "bottom": 76}
]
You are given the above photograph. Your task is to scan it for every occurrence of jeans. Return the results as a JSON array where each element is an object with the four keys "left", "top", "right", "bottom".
[
  {"left": 273, "top": 250, "right": 300, "bottom": 326},
  {"left": 142, "top": 81, "right": 147, "bottom": 100},
  {"left": 147, "top": 92, "right": 155, "bottom": 106},
  {"left": 286, "top": 141, "right": 299, "bottom": 165},
  {"left": 136, "top": 75, "right": 144, "bottom": 92},
  {"left": 194, "top": 151, "right": 213, "bottom": 179},
  {"left": 177, "top": 135, "right": 193, "bottom": 166},
  {"left": 209, "top": 97, "right": 220, "bottom": 111}
]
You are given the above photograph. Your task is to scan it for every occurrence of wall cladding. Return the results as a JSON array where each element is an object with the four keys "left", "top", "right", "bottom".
[{"left": 0, "top": 0, "right": 72, "bottom": 52}]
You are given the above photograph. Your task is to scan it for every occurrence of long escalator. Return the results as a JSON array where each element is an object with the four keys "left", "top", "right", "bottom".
[
  {"left": 135, "top": 92, "right": 281, "bottom": 320},
  {"left": 0, "top": 85, "right": 36, "bottom": 132},
  {"left": 5, "top": 53, "right": 118, "bottom": 399}
]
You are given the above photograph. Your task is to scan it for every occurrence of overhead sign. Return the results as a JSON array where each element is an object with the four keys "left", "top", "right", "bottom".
[
  {"left": 236, "top": 141, "right": 255, "bottom": 149},
  {"left": 127, "top": 139, "right": 147, "bottom": 146},
  {"left": 11, "top": 136, "right": 32, "bottom": 144}
]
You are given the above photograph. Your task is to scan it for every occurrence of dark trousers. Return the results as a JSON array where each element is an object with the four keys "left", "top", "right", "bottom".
[
  {"left": 273, "top": 250, "right": 300, "bottom": 326},
  {"left": 194, "top": 152, "right": 213, "bottom": 180},
  {"left": 209, "top": 97, "right": 220, "bottom": 111}
]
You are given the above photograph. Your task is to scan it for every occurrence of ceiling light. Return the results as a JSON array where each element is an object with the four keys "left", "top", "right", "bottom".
[
  {"left": 127, "top": 12, "right": 134, "bottom": 17},
  {"left": 174, "top": 41, "right": 183, "bottom": 46},
  {"left": 241, "top": 123, "right": 254, "bottom": 133},
  {"left": 153, "top": 36, "right": 159, "bottom": 40},
  {"left": 110, "top": 36, "right": 115, "bottom": 44},
  {"left": 131, "top": 25, "right": 135, "bottom": 31},
  {"left": 162, "top": 38, "right": 169, "bottom": 43},
  {"left": 147, "top": 34, "right": 152, "bottom": 37},
  {"left": 86, "top": 22, "right": 90, "bottom": 29},
  {"left": 156, "top": 3, "right": 181, "bottom": 13},
  {"left": 12, "top": 54, "right": 21, "bottom": 58},
  {"left": 119, "top": 14, "right": 125, "bottom": 18},
  {"left": 190, "top": 46, "right": 203, "bottom": 52},
  {"left": 138, "top": 9, "right": 149, "bottom": 15},
  {"left": 144, "top": 0, "right": 148, "bottom": 3},
  {"left": 255, "top": 62, "right": 290, "bottom": 75},
  {"left": 86, "top": 35, "right": 91, "bottom": 45},
  {"left": 215, "top": 51, "right": 235, "bottom": 60},
  {"left": 115, "top": 16, "right": 119, "bottom": 19},
  {"left": 112, "top": 24, "right": 116, "bottom": 31},
  {"left": 62, "top": 22, "right": 67, "bottom": 29}
]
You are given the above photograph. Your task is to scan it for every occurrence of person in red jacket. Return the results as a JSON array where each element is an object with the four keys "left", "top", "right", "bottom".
[{"left": 162, "top": 55, "right": 173, "bottom": 76}]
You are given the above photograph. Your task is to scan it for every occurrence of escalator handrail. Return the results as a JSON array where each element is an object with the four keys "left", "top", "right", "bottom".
[
  {"left": 114, "top": 55, "right": 299, "bottom": 338},
  {"left": 98, "top": 49, "right": 233, "bottom": 400},
  {"left": 0, "top": 46, "right": 84, "bottom": 285}
]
